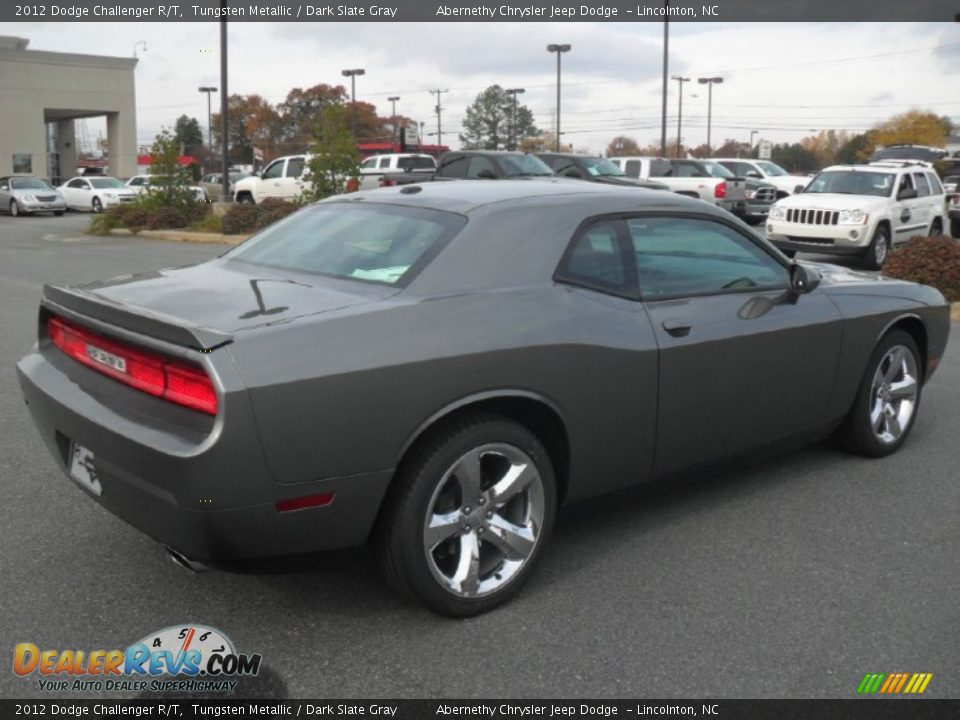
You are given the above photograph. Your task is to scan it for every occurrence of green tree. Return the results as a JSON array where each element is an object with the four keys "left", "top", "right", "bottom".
[
  {"left": 173, "top": 115, "right": 204, "bottom": 153},
  {"left": 143, "top": 129, "right": 196, "bottom": 212},
  {"left": 835, "top": 133, "right": 871, "bottom": 165},
  {"left": 301, "top": 104, "right": 361, "bottom": 201},
  {"left": 461, "top": 85, "right": 538, "bottom": 150},
  {"left": 770, "top": 143, "right": 819, "bottom": 173}
]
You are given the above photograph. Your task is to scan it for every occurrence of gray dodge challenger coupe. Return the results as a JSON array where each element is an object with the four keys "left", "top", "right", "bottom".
[{"left": 17, "top": 180, "right": 950, "bottom": 616}]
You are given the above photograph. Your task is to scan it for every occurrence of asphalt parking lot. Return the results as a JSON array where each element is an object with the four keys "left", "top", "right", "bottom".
[{"left": 1, "top": 212, "right": 958, "bottom": 700}]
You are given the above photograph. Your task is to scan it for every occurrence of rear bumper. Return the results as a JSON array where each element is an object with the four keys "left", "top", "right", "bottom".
[{"left": 16, "top": 347, "right": 393, "bottom": 562}]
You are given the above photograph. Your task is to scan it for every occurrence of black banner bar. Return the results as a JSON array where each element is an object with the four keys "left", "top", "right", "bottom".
[
  {"left": 2, "top": 700, "right": 960, "bottom": 719},
  {"left": 2, "top": 0, "right": 958, "bottom": 23}
]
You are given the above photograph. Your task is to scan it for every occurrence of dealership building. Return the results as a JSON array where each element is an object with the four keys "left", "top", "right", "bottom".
[{"left": 0, "top": 36, "right": 138, "bottom": 184}]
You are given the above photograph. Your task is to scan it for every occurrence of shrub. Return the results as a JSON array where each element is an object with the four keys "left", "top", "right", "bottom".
[
  {"left": 222, "top": 204, "right": 261, "bottom": 235},
  {"left": 86, "top": 206, "right": 126, "bottom": 235},
  {"left": 884, "top": 235, "right": 960, "bottom": 301},
  {"left": 146, "top": 206, "right": 189, "bottom": 230},
  {"left": 190, "top": 212, "right": 224, "bottom": 234},
  {"left": 255, "top": 198, "right": 301, "bottom": 229},
  {"left": 121, "top": 206, "right": 152, "bottom": 234}
]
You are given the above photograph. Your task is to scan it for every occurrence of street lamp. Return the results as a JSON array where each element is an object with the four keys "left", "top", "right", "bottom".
[
  {"left": 341, "top": 68, "right": 365, "bottom": 138},
  {"left": 198, "top": 86, "right": 217, "bottom": 151},
  {"left": 671, "top": 75, "right": 690, "bottom": 158},
  {"left": 660, "top": 1, "right": 669, "bottom": 157},
  {"left": 547, "top": 44, "right": 571, "bottom": 152},
  {"left": 388, "top": 96, "right": 400, "bottom": 145},
  {"left": 430, "top": 89, "right": 449, "bottom": 147},
  {"left": 697, "top": 77, "right": 723, "bottom": 156},
  {"left": 506, "top": 88, "right": 525, "bottom": 151},
  {"left": 133, "top": 40, "right": 147, "bottom": 58}
]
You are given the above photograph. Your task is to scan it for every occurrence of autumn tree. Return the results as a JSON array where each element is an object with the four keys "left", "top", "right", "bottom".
[
  {"left": 461, "top": 85, "right": 538, "bottom": 150},
  {"left": 711, "top": 138, "right": 752, "bottom": 158},
  {"left": 865, "top": 110, "right": 952, "bottom": 155},
  {"left": 835, "top": 133, "right": 871, "bottom": 165},
  {"left": 606, "top": 136, "right": 641, "bottom": 156},
  {"left": 518, "top": 132, "right": 571, "bottom": 154},
  {"left": 770, "top": 143, "right": 820, "bottom": 173},
  {"left": 275, "top": 84, "right": 348, "bottom": 154},
  {"left": 211, "top": 94, "right": 281, "bottom": 165}
]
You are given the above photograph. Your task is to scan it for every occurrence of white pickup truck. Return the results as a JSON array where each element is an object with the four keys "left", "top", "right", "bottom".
[
  {"left": 608, "top": 156, "right": 745, "bottom": 213},
  {"left": 232, "top": 155, "right": 310, "bottom": 204},
  {"left": 358, "top": 153, "right": 437, "bottom": 190}
]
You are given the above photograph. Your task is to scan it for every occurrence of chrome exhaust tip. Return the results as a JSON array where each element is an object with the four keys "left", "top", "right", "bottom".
[{"left": 164, "top": 546, "right": 209, "bottom": 573}]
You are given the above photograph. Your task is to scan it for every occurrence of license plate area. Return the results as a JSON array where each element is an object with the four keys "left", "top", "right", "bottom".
[{"left": 69, "top": 442, "right": 103, "bottom": 496}]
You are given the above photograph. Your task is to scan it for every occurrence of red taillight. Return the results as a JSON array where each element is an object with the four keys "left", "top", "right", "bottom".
[
  {"left": 714, "top": 182, "right": 727, "bottom": 199},
  {"left": 47, "top": 316, "right": 218, "bottom": 415},
  {"left": 379, "top": 177, "right": 396, "bottom": 188},
  {"left": 345, "top": 177, "right": 359, "bottom": 193}
]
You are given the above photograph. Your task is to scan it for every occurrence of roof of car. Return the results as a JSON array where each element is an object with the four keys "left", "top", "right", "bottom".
[
  {"left": 821, "top": 164, "right": 920, "bottom": 173},
  {"left": 328, "top": 177, "right": 710, "bottom": 215},
  {"left": 537, "top": 153, "right": 602, "bottom": 159}
]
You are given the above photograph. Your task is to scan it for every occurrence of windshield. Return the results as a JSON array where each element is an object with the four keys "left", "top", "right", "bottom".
[
  {"left": 225, "top": 203, "right": 466, "bottom": 286},
  {"left": 805, "top": 171, "right": 895, "bottom": 197},
  {"left": 573, "top": 157, "right": 625, "bottom": 177},
  {"left": 89, "top": 178, "right": 125, "bottom": 189},
  {"left": 499, "top": 155, "right": 554, "bottom": 177},
  {"left": 11, "top": 178, "right": 51, "bottom": 190},
  {"left": 698, "top": 161, "right": 735, "bottom": 179},
  {"left": 755, "top": 161, "right": 788, "bottom": 177}
]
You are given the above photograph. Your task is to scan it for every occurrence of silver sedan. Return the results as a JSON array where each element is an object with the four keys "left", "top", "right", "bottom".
[{"left": 0, "top": 176, "right": 67, "bottom": 216}]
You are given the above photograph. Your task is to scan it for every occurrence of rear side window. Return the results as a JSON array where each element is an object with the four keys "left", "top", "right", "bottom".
[
  {"left": 379, "top": 157, "right": 391, "bottom": 169},
  {"left": 926, "top": 173, "right": 943, "bottom": 196},
  {"left": 226, "top": 203, "right": 467, "bottom": 287},
  {"left": 624, "top": 160, "right": 641, "bottom": 178},
  {"left": 286, "top": 158, "right": 305, "bottom": 178},
  {"left": 555, "top": 219, "right": 635, "bottom": 297},
  {"left": 913, "top": 173, "right": 931, "bottom": 197},
  {"left": 648, "top": 159, "right": 672, "bottom": 178},
  {"left": 397, "top": 156, "right": 436, "bottom": 171}
]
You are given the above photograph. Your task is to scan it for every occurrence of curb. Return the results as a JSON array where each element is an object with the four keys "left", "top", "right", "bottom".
[
  {"left": 106, "top": 228, "right": 250, "bottom": 245},
  {"left": 952, "top": 303, "right": 960, "bottom": 322}
]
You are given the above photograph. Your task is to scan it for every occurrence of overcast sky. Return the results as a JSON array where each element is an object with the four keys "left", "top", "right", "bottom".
[{"left": 9, "top": 21, "right": 960, "bottom": 155}]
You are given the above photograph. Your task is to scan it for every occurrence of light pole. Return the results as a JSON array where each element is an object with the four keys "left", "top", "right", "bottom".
[
  {"left": 506, "top": 88, "right": 525, "bottom": 151},
  {"left": 133, "top": 40, "right": 147, "bottom": 58},
  {"left": 341, "top": 68, "right": 365, "bottom": 138},
  {"left": 198, "top": 86, "right": 217, "bottom": 151},
  {"left": 671, "top": 75, "right": 690, "bottom": 158},
  {"left": 219, "top": 10, "right": 229, "bottom": 202},
  {"left": 660, "top": 1, "right": 669, "bottom": 156},
  {"left": 388, "top": 96, "right": 400, "bottom": 145},
  {"left": 547, "top": 44, "right": 571, "bottom": 152},
  {"left": 430, "top": 89, "right": 449, "bottom": 147},
  {"left": 749, "top": 130, "right": 759, "bottom": 157},
  {"left": 697, "top": 77, "right": 723, "bottom": 157}
]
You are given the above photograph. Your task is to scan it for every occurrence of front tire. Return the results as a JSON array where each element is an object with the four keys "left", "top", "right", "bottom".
[
  {"left": 835, "top": 330, "right": 922, "bottom": 458},
  {"left": 91, "top": 197, "right": 103, "bottom": 214},
  {"left": 377, "top": 414, "right": 556, "bottom": 616},
  {"left": 10, "top": 200, "right": 20, "bottom": 217},
  {"left": 929, "top": 218, "right": 943, "bottom": 236},
  {"left": 863, "top": 224, "right": 890, "bottom": 270}
]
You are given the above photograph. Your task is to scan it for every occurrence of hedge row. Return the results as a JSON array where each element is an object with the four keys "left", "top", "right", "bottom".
[
  {"left": 221, "top": 199, "right": 301, "bottom": 234},
  {"left": 884, "top": 235, "right": 960, "bottom": 302}
]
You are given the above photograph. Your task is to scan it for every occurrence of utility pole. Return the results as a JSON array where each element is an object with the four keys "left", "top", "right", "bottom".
[
  {"left": 547, "top": 44, "right": 571, "bottom": 152},
  {"left": 430, "top": 89, "right": 449, "bottom": 147},
  {"left": 388, "top": 96, "right": 400, "bottom": 145},
  {"left": 506, "top": 88, "right": 525, "bottom": 150},
  {"left": 660, "top": 1, "right": 669, "bottom": 157},
  {"left": 671, "top": 75, "right": 690, "bottom": 158},
  {"left": 697, "top": 77, "right": 723, "bottom": 156},
  {"left": 341, "top": 68, "right": 365, "bottom": 138},
  {"left": 219, "top": 5, "right": 229, "bottom": 202}
]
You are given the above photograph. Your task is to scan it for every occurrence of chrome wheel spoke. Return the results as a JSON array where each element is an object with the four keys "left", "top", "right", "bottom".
[
  {"left": 490, "top": 461, "right": 537, "bottom": 507},
  {"left": 451, "top": 532, "right": 481, "bottom": 595},
  {"left": 485, "top": 514, "right": 535, "bottom": 560},
  {"left": 883, "top": 347, "right": 905, "bottom": 383},
  {"left": 885, "top": 407, "right": 902, "bottom": 439},
  {"left": 424, "top": 511, "right": 461, "bottom": 551},
  {"left": 451, "top": 449, "right": 483, "bottom": 500},
  {"left": 888, "top": 376, "right": 917, "bottom": 401},
  {"left": 870, "top": 399, "right": 885, "bottom": 432}
]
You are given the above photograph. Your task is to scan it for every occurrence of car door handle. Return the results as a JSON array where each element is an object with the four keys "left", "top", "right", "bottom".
[{"left": 662, "top": 320, "right": 692, "bottom": 337}]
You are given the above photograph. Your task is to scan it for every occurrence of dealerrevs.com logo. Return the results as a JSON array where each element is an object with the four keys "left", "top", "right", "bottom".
[{"left": 13, "top": 625, "right": 262, "bottom": 693}]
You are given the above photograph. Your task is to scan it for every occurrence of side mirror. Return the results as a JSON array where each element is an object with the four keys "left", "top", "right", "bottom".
[
  {"left": 790, "top": 263, "right": 821, "bottom": 294},
  {"left": 793, "top": 184, "right": 806, "bottom": 194},
  {"left": 476, "top": 169, "right": 497, "bottom": 180},
  {"left": 897, "top": 187, "right": 918, "bottom": 200}
]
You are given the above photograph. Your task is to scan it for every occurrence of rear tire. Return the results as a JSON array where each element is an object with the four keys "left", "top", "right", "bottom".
[
  {"left": 377, "top": 414, "right": 556, "bottom": 617},
  {"left": 54, "top": 211, "right": 64, "bottom": 216},
  {"left": 835, "top": 330, "right": 922, "bottom": 458},
  {"left": 863, "top": 224, "right": 890, "bottom": 270}
]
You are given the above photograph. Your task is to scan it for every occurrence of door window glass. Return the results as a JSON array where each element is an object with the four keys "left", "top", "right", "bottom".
[
  {"left": 262, "top": 160, "right": 284, "bottom": 179},
  {"left": 627, "top": 217, "right": 787, "bottom": 299},
  {"left": 467, "top": 156, "right": 498, "bottom": 179},
  {"left": 912, "top": 172, "right": 931, "bottom": 197}
]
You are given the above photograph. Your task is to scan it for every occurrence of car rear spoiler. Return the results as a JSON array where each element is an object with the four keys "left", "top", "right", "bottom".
[{"left": 41, "top": 284, "right": 233, "bottom": 352}]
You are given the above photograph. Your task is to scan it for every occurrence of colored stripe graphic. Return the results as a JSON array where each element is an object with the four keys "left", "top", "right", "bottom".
[{"left": 857, "top": 672, "right": 932, "bottom": 694}]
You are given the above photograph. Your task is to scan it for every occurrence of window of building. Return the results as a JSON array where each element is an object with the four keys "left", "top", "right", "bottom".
[{"left": 12, "top": 154, "right": 32, "bottom": 174}]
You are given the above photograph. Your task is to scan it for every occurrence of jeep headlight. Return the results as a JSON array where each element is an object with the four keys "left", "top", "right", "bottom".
[
  {"left": 769, "top": 205, "right": 786, "bottom": 221},
  {"left": 838, "top": 209, "right": 867, "bottom": 225}
]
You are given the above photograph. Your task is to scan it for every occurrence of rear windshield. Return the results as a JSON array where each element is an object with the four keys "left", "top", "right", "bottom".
[
  {"left": 397, "top": 156, "right": 436, "bottom": 171},
  {"left": 225, "top": 202, "right": 466, "bottom": 286}
]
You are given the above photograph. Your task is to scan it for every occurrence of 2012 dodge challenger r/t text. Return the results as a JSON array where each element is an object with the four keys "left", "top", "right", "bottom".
[{"left": 17, "top": 180, "right": 950, "bottom": 616}]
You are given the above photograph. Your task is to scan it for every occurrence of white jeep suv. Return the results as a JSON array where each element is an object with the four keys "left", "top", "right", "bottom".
[{"left": 766, "top": 162, "right": 948, "bottom": 270}]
